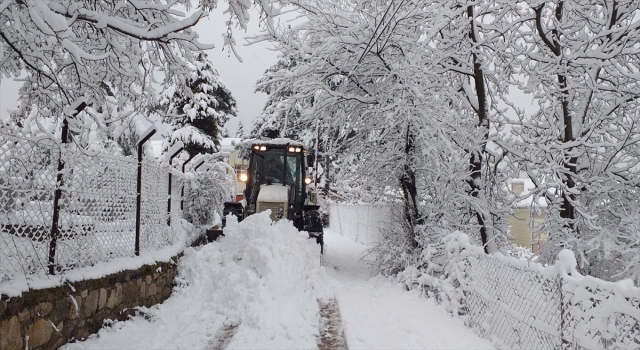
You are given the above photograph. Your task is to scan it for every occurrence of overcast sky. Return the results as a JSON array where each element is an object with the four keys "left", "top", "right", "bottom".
[{"left": 0, "top": 5, "right": 280, "bottom": 137}]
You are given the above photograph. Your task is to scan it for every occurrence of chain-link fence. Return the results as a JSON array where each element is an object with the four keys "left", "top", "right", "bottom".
[
  {"left": 0, "top": 133, "right": 189, "bottom": 281},
  {"left": 465, "top": 254, "right": 562, "bottom": 349},
  {"left": 463, "top": 253, "right": 640, "bottom": 350}
]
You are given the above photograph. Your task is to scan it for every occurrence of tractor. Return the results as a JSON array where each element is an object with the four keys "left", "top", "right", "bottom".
[{"left": 221, "top": 130, "right": 324, "bottom": 253}]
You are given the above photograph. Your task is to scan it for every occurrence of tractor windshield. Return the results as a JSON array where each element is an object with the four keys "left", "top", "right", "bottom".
[{"left": 247, "top": 148, "right": 305, "bottom": 209}]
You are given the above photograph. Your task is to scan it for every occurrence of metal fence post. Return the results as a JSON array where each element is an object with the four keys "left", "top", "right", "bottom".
[
  {"left": 181, "top": 153, "right": 196, "bottom": 211},
  {"left": 49, "top": 100, "right": 87, "bottom": 275},
  {"left": 166, "top": 142, "right": 184, "bottom": 226},
  {"left": 559, "top": 275, "right": 571, "bottom": 350},
  {"left": 135, "top": 126, "right": 157, "bottom": 256},
  {"left": 194, "top": 158, "right": 206, "bottom": 172}
]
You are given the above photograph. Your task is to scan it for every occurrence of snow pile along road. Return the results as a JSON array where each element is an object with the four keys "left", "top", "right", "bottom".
[{"left": 63, "top": 211, "right": 330, "bottom": 349}]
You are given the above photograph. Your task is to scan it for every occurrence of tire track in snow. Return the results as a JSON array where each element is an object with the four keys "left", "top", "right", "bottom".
[{"left": 318, "top": 298, "right": 348, "bottom": 350}]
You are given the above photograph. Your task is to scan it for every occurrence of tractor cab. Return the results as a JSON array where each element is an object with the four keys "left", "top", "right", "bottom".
[{"left": 222, "top": 130, "right": 323, "bottom": 252}]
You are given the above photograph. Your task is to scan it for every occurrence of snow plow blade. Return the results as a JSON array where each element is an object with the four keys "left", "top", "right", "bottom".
[{"left": 206, "top": 228, "right": 225, "bottom": 242}]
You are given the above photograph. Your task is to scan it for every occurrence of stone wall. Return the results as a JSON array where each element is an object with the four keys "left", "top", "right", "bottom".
[{"left": 0, "top": 257, "right": 179, "bottom": 350}]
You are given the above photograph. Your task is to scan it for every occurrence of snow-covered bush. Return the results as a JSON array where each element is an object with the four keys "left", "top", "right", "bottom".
[
  {"left": 369, "top": 205, "right": 422, "bottom": 277},
  {"left": 183, "top": 161, "right": 232, "bottom": 227}
]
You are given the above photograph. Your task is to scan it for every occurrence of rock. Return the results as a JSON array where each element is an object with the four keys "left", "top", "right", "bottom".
[
  {"left": 55, "top": 321, "right": 64, "bottom": 334},
  {"left": 38, "top": 302, "right": 53, "bottom": 317},
  {"left": 0, "top": 316, "right": 23, "bottom": 350},
  {"left": 26, "top": 318, "right": 53, "bottom": 348},
  {"left": 17, "top": 308, "right": 31, "bottom": 323},
  {"left": 98, "top": 288, "right": 107, "bottom": 310},
  {"left": 115, "top": 283, "right": 123, "bottom": 303},
  {"left": 74, "top": 326, "right": 90, "bottom": 341},
  {"left": 106, "top": 290, "right": 116, "bottom": 309},
  {"left": 52, "top": 298, "right": 69, "bottom": 323},
  {"left": 80, "top": 290, "right": 88, "bottom": 298},
  {"left": 123, "top": 281, "right": 137, "bottom": 304},
  {"left": 5, "top": 299, "right": 23, "bottom": 317},
  {"left": 0, "top": 300, "right": 6, "bottom": 316},
  {"left": 68, "top": 295, "right": 81, "bottom": 319},
  {"left": 148, "top": 283, "right": 158, "bottom": 297},
  {"left": 50, "top": 337, "right": 68, "bottom": 350},
  {"left": 83, "top": 290, "right": 99, "bottom": 317},
  {"left": 145, "top": 275, "right": 152, "bottom": 285},
  {"left": 139, "top": 282, "right": 146, "bottom": 298}
]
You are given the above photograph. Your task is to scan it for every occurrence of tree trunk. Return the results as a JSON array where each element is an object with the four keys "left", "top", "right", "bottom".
[
  {"left": 400, "top": 124, "right": 421, "bottom": 249},
  {"left": 467, "top": 5, "right": 492, "bottom": 254},
  {"left": 534, "top": 1, "right": 576, "bottom": 230}
]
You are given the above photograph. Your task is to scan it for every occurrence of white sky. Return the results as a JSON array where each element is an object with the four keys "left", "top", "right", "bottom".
[{"left": 0, "top": 5, "right": 281, "bottom": 136}]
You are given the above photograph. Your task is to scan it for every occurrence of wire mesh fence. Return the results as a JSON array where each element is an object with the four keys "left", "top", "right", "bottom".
[
  {"left": 0, "top": 133, "right": 189, "bottom": 281},
  {"left": 463, "top": 253, "right": 640, "bottom": 350},
  {"left": 465, "top": 254, "right": 562, "bottom": 349}
]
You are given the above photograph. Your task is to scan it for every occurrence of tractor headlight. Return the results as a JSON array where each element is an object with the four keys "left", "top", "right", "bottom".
[
  {"left": 238, "top": 172, "right": 248, "bottom": 182},
  {"left": 259, "top": 145, "right": 267, "bottom": 151},
  {"left": 304, "top": 176, "right": 313, "bottom": 185},
  {"left": 288, "top": 146, "right": 295, "bottom": 152}
]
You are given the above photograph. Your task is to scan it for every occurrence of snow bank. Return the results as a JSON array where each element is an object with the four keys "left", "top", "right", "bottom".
[
  {"left": 63, "top": 212, "right": 330, "bottom": 349},
  {"left": 179, "top": 212, "right": 330, "bottom": 348}
]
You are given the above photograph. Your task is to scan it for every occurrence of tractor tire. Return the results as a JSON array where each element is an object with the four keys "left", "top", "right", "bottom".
[
  {"left": 222, "top": 203, "right": 244, "bottom": 228},
  {"left": 303, "top": 210, "right": 324, "bottom": 254}
]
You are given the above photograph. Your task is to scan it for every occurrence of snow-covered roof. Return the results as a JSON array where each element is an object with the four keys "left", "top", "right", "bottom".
[
  {"left": 254, "top": 138, "right": 304, "bottom": 147},
  {"left": 220, "top": 138, "right": 241, "bottom": 153},
  {"left": 506, "top": 178, "right": 548, "bottom": 208}
]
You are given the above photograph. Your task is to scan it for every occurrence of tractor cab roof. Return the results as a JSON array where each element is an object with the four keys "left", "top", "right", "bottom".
[{"left": 252, "top": 138, "right": 304, "bottom": 148}]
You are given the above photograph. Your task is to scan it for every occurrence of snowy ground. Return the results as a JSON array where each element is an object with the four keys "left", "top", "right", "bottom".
[
  {"left": 62, "top": 213, "right": 495, "bottom": 349},
  {"left": 323, "top": 232, "right": 494, "bottom": 350}
]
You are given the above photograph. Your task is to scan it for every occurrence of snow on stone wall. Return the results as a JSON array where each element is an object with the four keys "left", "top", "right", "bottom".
[{"left": 328, "top": 203, "right": 392, "bottom": 246}]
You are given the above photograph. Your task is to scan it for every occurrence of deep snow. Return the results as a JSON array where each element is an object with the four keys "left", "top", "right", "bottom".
[{"left": 62, "top": 213, "right": 494, "bottom": 349}]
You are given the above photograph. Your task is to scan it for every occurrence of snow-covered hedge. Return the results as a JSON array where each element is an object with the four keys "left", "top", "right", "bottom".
[
  {"left": 397, "top": 231, "right": 640, "bottom": 350},
  {"left": 182, "top": 161, "right": 232, "bottom": 227}
]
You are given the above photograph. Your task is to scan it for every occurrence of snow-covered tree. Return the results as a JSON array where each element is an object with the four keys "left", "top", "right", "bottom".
[
  {"left": 0, "top": 1, "right": 218, "bottom": 141},
  {"left": 498, "top": 0, "right": 640, "bottom": 281},
  {"left": 159, "top": 53, "right": 237, "bottom": 156},
  {"left": 235, "top": 121, "right": 246, "bottom": 138},
  {"left": 0, "top": 0, "right": 279, "bottom": 153},
  {"left": 253, "top": 0, "right": 519, "bottom": 253},
  {"left": 251, "top": 0, "right": 475, "bottom": 251}
]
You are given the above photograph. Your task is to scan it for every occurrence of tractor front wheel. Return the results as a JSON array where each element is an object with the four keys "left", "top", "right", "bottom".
[{"left": 303, "top": 210, "right": 324, "bottom": 254}]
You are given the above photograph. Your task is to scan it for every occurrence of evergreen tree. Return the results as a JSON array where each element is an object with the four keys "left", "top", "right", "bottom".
[
  {"left": 160, "top": 53, "right": 237, "bottom": 156},
  {"left": 235, "top": 121, "right": 245, "bottom": 138}
]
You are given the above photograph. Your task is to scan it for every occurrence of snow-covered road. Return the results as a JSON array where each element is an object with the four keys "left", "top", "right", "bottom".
[
  {"left": 62, "top": 213, "right": 495, "bottom": 349},
  {"left": 323, "top": 230, "right": 494, "bottom": 349}
]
